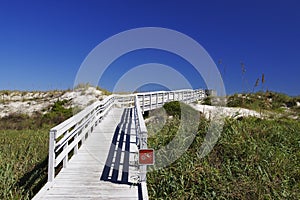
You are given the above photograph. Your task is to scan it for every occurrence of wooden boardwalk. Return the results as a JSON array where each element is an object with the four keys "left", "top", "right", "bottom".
[
  {"left": 34, "top": 89, "right": 206, "bottom": 199},
  {"left": 34, "top": 108, "right": 142, "bottom": 199}
]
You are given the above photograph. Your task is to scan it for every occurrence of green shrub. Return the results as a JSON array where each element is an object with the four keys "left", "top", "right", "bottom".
[
  {"left": 0, "top": 100, "right": 73, "bottom": 130},
  {"left": 163, "top": 101, "right": 181, "bottom": 117},
  {"left": 227, "top": 94, "right": 243, "bottom": 107},
  {"left": 163, "top": 101, "right": 199, "bottom": 119},
  {"left": 202, "top": 97, "right": 212, "bottom": 105},
  {"left": 42, "top": 100, "right": 72, "bottom": 125}
]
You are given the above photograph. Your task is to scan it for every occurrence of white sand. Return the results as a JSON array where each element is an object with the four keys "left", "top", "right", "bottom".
[
  {"left": 190, "top": 104, "right": 261, "bottom": 119},
  {"left": 0, "top": 87, "right": 105, "bottom": 118}
]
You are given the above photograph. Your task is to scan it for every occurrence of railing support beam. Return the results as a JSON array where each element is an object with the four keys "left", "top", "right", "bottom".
[{"left": 48, "top": 130, "right": 56, "bottom": 182}]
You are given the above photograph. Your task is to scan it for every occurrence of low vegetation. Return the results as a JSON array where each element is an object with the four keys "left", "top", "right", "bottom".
[
  {"left": 227, "top": 91, "right": 300, "bottom": 111},
  {"left": 0, "top": 91, "right": 299, "bottom": 199},
  {"left": 147, "top": 101, "right": 300, "bottom": 199},
  {"left": 202, "top": 96, "right": 212, "bottom": 105},
  {"left": 74, "top": 83, "right": 112, "bottom": 96},
  {"left": 0, "top": 100, "right": 72, "bottom": 199},
  {"left": 0, "top": 129, "right": 48, "bottom": 199}
]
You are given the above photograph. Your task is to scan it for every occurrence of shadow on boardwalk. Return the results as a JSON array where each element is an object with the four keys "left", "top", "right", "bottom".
[
  {"left": 100, "top": 108, "right": 135, "bottom": 185},
  {"left": 100, "top": 108, "right": 144, "bottom": 199}
]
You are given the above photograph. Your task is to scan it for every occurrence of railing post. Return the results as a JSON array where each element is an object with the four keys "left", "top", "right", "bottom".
[
  {"left": 142, "top": 95, "right": 145, "bottom": 113},
  {"left": 81, "top": 125, "right": 86, "bottom": 144},
  {"left": 156, "top": 93, "right": 158, "bottom": 108},
  {"left": 150, "top": 94, "right": 152, "bottom": 110},
  {"left": 193, "top": 91, "right": 195, "bottom": 102},
  {"left": 139, "top": 131, "right": 148, "bottom": 149},
  {"left": 139, "top": 131, "right": 148, "bottom": 182},
  {"left": 74, "top": 132, "right": 78, "bottom": 155},
  {"left": 48, "top": 130, "right": 56, "bottom": 182},
  {"left": 63, "top": 131, "right": 69, "bottom": 168}
]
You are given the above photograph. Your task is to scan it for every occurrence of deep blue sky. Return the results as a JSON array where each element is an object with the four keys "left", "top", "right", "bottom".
[{"left": 0, "top": 0, "right": 299, "bottom": 95}]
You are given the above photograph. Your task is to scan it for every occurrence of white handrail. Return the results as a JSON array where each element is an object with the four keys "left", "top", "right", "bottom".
[
  {"left": 136, "top": 89, "right": 205, "bottom": 113},
  {"left": 134, "top": 95, "right": 148, "bottom": 183},
  {"left": 46, "top": 89, "right": 206, "bottom": 183},
  {"left": 134, "top": 95, "right": 148, "bottom": 149},
  {"left": 47, "top": 95, "right": 115, "bottom": 182}
]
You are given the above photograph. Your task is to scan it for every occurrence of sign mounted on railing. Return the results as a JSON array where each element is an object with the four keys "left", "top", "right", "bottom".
[{"left": 139, "top": 149, "right": 155, "bottom": 165}]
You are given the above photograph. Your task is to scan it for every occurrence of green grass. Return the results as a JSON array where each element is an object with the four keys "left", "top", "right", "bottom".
[
  {"left": 146, "top": 103, "right": 300, "bottom": 199},
  {"left": 0, "top": 100, "right": 73, "bottom": 199},
  {"left": 226, "top": 92, "right": 300, "bottom": 120},
  {"left": 0, "top": 129, "right": 49, "bottom": 199},
  {"left": 227, "top": 91, "right": 300, "bottom": 111}
]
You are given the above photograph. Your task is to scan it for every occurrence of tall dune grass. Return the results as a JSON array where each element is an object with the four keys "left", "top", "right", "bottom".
[
  {"left": 147, "top": 103, "right": 300, "bottom": 199},
  {"left": 0, "top": 129, "right": 49, "bottom": 199}
]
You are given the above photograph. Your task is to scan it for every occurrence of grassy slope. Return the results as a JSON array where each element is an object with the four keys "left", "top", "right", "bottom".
[
  {"left": 226, "top": 91, "right": 300, "bottom": 114},
  {"left": 146, "top": 102, "right": 300, "bottom": 199}
]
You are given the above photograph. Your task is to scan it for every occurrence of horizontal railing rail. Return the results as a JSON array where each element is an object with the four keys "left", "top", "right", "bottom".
[
  {"left": 45, "top": 88, "right": 206, "bottom": 185},
  {"left": 137, "top": 89, "right": 205, "bottom": 113},
  {"left": 134, "top": 95, "right": 149, "bottom": 199},
  {"left": 47, "top": 95, "right": 115, "bottom": 182},
  {"left": 114, "top": 94, "right": 135, "bottom": 107}
]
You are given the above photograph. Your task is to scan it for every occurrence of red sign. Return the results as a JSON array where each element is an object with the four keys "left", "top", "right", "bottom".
[{"left": 139, "top": 149, "right": 154, "bottom": 165}]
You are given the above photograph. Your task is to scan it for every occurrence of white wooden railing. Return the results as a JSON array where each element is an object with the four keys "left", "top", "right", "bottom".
[
  {"left": 137, "top": 89, "right": 205, "bottom": 113},
  {"left": 134, "top": 95, "right": 149, "bottom": 199},
  {"left": 47, "top": 95, "right": 115, "bottom": 182},
  {"left": 134, "top": 95, "right": 148, "bottom": 174},
  {"left": 46, "top": 89, "right": 206, "bottom": 184}
]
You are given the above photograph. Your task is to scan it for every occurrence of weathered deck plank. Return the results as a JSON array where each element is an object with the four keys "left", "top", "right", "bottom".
[{"left": 34, "top": 108, "right": 140, "bottom": 199}]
